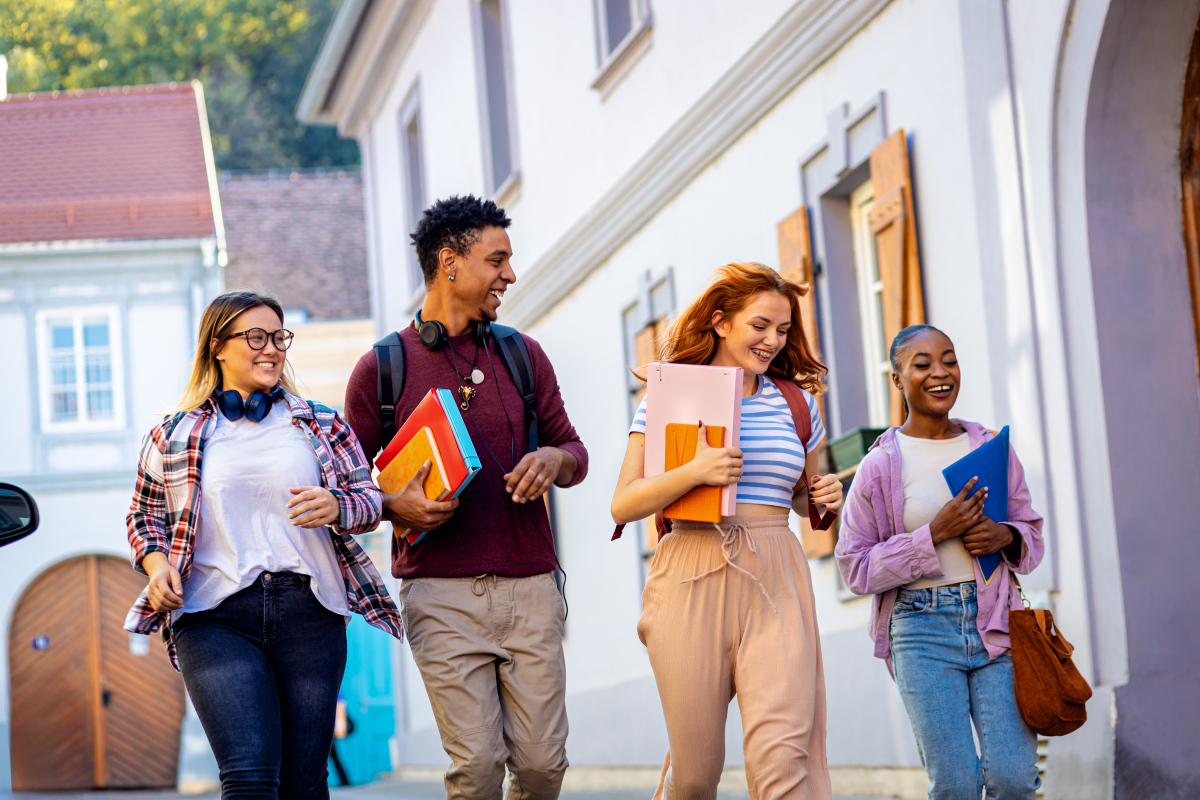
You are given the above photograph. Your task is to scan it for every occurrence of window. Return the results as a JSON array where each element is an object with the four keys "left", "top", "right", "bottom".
[
  {"left": 592, "top": 0, "right": 653, "bottom": 95},
  {"left": 849, "top": 181, "right": 890, "bottom": 428},
  {"left": 37, "top": 306, "right": 124, "bottom": 432},
  {"left": 399, "top": 88, "right": 427, "bottom": 295},
  {"left": 476, "top": 0, "right": 519, "bottom": 196},
  {"left": 621, "top": 268, "right": 675, "bottom": 582}
]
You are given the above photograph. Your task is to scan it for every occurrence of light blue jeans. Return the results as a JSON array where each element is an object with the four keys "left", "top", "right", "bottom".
[{"left": 889, "top": 583, "right": 1040, "bottom": 800}]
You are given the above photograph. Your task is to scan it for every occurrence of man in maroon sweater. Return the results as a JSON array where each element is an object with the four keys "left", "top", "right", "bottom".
[{"left": 344, "top": 195, "right": 587, "bottom": 800}]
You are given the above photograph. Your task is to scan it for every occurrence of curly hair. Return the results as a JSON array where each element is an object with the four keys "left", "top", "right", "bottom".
[
  {"left": 644, "top": 262, "right": 827, "bottom": 394},
  {"left": 411, "top": 195, "right": 512, "bottom": 287}
]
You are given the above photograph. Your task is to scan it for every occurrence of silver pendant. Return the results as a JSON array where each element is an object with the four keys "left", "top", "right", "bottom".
[{"left": 471, "top": 368, "right": 485, "bottom": 385}]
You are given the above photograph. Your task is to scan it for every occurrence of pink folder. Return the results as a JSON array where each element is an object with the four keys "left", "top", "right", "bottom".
[{"left": 644, "top": 362, "right": 743, "bottom": 517}]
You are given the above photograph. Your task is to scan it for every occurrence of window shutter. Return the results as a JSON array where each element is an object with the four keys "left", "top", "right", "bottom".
[
  {"left": 776, "top": 206, "right": 821, "bottom": 361},
  {"left": 869, "top": 129, "right": 925, "bottom": 426},
  {"left": 777, "top": 206, "right": 834, "bottom": 559}
]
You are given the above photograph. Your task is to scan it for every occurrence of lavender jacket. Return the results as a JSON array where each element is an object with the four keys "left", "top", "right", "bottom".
[{"left": 835, "top": 421, "right": 1044, "bottom": 668}]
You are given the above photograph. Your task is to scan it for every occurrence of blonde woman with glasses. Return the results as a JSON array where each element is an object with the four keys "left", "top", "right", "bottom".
[{"left": 123, "top": 290, "right": 401, "bottom": 799}]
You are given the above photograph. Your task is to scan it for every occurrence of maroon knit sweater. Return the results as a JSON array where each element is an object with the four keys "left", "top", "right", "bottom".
[{"left": 344, "top": 323, "right": 588, "bottom": 579}]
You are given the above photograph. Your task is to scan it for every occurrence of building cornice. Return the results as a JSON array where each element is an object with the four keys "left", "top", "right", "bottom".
[
  {"left": 499, "top": 0, "right": 893, "bottom": 330},
  {"left": 298, "top": 0, "right": 432, "bottom": 139}
]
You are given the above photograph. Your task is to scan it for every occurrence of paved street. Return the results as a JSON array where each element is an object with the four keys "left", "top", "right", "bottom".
[{"left": 1, "top": 777, "right": 894, "bottom": 800}]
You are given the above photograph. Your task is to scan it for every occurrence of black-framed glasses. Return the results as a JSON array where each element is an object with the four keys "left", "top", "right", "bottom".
[{"left": 225, "top": 328, "right": 295, "bottom": 351}]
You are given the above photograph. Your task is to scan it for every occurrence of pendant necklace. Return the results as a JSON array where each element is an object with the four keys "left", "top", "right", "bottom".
[{"left": 446, "top": 341, "right": 485, "bottom": 410}]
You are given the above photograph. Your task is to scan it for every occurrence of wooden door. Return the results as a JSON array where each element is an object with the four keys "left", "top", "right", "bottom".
[{"left": 9, "top": 555, "right": 185, "bottom": 790}]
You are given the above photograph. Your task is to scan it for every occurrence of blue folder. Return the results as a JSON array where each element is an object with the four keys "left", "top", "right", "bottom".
[
  {"left": 407, "top": 390, "right": 482, "bottom": 546},
  {"left": 941, "top": 426, "right": 1010, "bottom": 584}
]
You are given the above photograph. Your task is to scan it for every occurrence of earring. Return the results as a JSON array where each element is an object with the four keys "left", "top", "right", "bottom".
[{"left": 448, "top": 273, "right": 456, "bottom": 282}]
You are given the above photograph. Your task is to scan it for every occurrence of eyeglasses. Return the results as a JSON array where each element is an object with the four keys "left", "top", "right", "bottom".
[{"left": 225, "top": 328, "right": 295, "bottom": 351}]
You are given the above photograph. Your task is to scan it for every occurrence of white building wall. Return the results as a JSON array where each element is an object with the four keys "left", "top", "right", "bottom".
[
  {"left": 0, "top": 240, "right": 215, "bottom": 791},
  {"left": 344, "top": 0, "right": 1124, "bottom": 788}
]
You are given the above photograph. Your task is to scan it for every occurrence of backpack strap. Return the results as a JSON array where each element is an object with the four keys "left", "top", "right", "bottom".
[
  {"left": 373, "top": 331, "right": 406, "bottom": 442},
  {"left": 773, "top": 378, "right": 837, "bottom": 532},
  {"left": 491, "top": 324, "right": 539, "bottom": 453}
]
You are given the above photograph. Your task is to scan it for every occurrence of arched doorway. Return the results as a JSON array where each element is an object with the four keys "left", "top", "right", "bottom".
[{"left": 8, "top": 554, "right": 184, "bottom": 790}]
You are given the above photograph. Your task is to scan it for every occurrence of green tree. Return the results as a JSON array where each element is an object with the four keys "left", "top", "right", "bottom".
[{"left": 1, "top": 0, "right": 358, "bottom": 169}]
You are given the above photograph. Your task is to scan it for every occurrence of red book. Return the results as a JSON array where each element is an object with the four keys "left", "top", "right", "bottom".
[{"left": 376, "top": 390, "right": 469, "bottom": 500}]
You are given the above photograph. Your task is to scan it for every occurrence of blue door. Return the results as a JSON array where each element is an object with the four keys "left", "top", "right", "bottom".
[{"left": 330, "top": 613, "right": 395, "bottom": 785}]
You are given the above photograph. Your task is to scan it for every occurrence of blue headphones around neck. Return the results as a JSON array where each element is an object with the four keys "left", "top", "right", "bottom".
[{"left": 214, "top": 385, "right": 285, "bottom": 423}]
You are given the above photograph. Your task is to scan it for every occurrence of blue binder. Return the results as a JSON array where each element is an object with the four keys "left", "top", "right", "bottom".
[{"left": 941, "top": 426, "right": 1010, "bottom": 584}]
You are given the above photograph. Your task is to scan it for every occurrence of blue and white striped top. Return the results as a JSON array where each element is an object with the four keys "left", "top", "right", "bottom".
[{"left": 630, "top": 375, "right": 825, "bottom": 509}]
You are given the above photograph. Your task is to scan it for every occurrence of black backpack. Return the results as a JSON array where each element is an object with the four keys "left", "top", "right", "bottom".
[{"left": 373, "top": 324, "right": 539, "bottom": 453}]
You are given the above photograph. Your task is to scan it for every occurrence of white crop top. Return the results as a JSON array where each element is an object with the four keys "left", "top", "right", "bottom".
[{"left": 630, "top": 375, "right": 825, "bottom": 509}]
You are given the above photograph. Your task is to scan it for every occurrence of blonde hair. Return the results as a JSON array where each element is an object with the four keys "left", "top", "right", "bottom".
[
  {"left": 175, "top": 290, "right": 299, "bottom": 412},
  {"left": 645, "top": 262, "right": 827, "bottom": 394}
]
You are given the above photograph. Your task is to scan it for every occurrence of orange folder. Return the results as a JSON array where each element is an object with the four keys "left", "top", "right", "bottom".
[
  {"left": 662, "top": 423, "right": 725, "bottom": 524},
  {"left": 376, "top": 389, "right": 469, "bottom": 494},
  {"left": 376, "top": 427, "right": 451, "bottom": 501}
]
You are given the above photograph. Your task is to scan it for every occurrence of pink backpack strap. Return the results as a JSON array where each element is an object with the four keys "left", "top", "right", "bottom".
[{"left": 774, "top": 378, "right": 837, "bottom": 532}]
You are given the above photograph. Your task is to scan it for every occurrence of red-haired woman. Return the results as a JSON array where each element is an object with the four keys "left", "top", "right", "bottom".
[{"left": 611, "top": 262, "right": 842, "bottom": 800}]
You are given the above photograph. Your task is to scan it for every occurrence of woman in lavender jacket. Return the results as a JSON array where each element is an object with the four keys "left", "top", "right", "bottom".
[{"left": 835, "top": 325, "right": 1045, "bottom": 800}]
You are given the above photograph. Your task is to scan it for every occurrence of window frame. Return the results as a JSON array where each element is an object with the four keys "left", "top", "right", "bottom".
[
  {"left": 398, "top": 83, "right": 428, "bottom": 298},
  {"left": 35, "top": 305, "right": 126, "bottom": 434},
  {"left": 472, "top": 0, "right": 522, "bottom": 200},
  {"left": 848, "top": 180, "right": 891, "bottom": 428},
  {"left": 621, "top": 267, "right": 675, "bottom": 585},
  {"left": 591, "top": 0, "right": 654, "bottom": 96}
]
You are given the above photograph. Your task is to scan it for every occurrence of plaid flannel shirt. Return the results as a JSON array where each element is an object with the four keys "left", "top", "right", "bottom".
[{"left": 123, "top": 392, "right": 402, "bottom": 670}]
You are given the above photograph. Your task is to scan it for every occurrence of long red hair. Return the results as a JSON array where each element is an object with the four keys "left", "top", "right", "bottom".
[{"left": 648, "top": 262, "right": 827, "bottom": 394}]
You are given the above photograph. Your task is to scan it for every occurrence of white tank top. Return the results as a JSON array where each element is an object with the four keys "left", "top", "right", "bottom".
[
  {"left": 174, "top": 402, "right": 349, "bottom": 621},
  {"left": 894, "top": 430, "right": 978, "bottom": 589}
]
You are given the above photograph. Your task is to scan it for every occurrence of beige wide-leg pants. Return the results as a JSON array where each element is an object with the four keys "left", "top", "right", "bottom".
[
  {"left": 638, "top": 515, "right": 832, "bottom": 800},
  {"left": 400, "top": 572, "right": 568, "bottom": 800}
]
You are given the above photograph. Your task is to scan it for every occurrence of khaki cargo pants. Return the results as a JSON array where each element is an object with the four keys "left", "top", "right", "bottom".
[{"left": 400, "top": 572, "right": 569, "bottom": 800}]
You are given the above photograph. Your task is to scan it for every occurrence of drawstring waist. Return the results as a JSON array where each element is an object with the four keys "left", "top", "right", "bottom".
[
  {"left": 471, "top": 574, "right": 497, "bottom": 611},
  {"left": 675, "top": 518, "right": 783, "bottom": 614}
]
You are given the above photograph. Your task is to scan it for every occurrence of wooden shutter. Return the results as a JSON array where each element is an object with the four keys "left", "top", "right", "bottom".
[
  {"left": 869, "top": 129, "right": 925, "bottom": 426},
  {"left": 777, "top": 207, "right": 834, "bottom": 558}
]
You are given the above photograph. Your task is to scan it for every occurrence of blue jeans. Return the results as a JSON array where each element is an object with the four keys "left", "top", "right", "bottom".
[
  {"left": 174, "top": 572, "right": 347, "bottom": 800},
  {"left": 890, "top": 583, "right": 1040, "bottom": 800}
]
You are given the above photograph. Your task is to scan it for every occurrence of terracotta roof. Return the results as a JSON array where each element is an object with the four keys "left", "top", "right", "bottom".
[{"left": 0, "top": 81, "right": 223, "bottom": 246}]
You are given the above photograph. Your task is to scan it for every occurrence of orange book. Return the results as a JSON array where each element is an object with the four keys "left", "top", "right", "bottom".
[
  {"left": 376, "top": 427, "right": 450, "bottom": 501},
  {"left": 662, "top": 423, "right": 725, "bottom": 524}
]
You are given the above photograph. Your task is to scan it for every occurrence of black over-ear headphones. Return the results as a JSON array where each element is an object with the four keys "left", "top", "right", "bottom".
[
  {"left": 214, "top": 385, "right": 285, "bottom": 423},
  {"left": 416, "top": 310, "right": 491, "bottom": 350}
]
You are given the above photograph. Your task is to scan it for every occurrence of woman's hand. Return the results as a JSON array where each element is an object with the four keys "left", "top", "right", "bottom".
[
  {"left": 808, "top": 473, "right": 844, "bottom": 510},
  {"left": 930, "top": 477, "right": 987, "bottom": 544},
  {"left": 687, "top": 422, "right": 743, "bottom": 487},
  {"left": 143, "top": 550, "right": 183, "bottom": 613},
  {"left": 962, "top": 518, "right": 1015, "bottom": 556},
  {"left": 287, "top": 486, "right": 341, "bottom": 528}
]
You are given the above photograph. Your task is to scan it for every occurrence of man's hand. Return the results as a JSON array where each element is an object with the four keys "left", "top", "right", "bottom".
[
  {"left": 505, "top": 447, "right": 571, "bottom": 503},
  {"left": 382, "top": 461, "right": 459, "bottom": 532},
  {"left": 962, "top": 517, "right": 1016, "bottom": 557},
  {"left": 143, "top": 550, "right": 183, "bottom": 613}
]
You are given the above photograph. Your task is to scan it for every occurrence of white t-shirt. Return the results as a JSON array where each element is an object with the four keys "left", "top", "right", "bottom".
[
  {"left": 174, "top": 402, "right": 349, "bottom": 621},
  {"left": 894, "top": 430, "right": 977, "bottom": 590}
]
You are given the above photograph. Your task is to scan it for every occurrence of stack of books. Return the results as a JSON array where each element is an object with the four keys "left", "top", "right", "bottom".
[{"left": 375, "top": 389, "right": 481, "bottom": 545}]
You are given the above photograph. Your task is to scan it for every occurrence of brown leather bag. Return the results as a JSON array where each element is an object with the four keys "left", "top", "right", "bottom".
[{"left": 1009, "top": 605, "right": 1092, "bottom": 735}]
